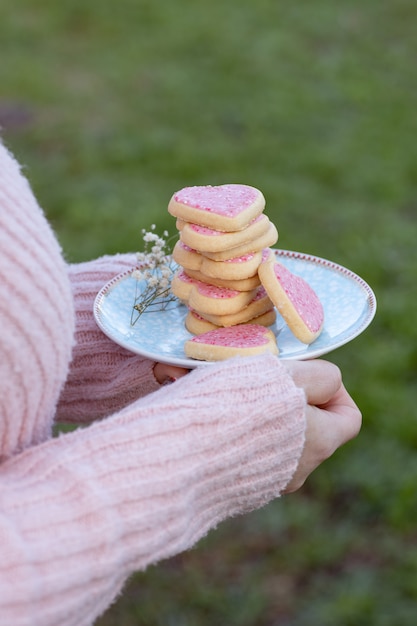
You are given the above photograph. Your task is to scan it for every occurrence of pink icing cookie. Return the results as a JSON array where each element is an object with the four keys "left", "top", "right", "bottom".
[
  {"left": 184, "top": 310, "right": 220, "bottom": 335},
  {"left": 201, "top": 250, "right": 263, "bottom": 280},
  {"left": 168, "top": 184, "right": 265, "bottom": 232},
  {"left": 172, "top": 241, "right": 203, "bottom": 271},
  {"left": 184, "top": 267, "right": 260, "bottom": 292},
  {"left": 179, "top": 214, "right": 270, "bottom": 253},
  {"left": 185, "top": 308, "right": 276, "bottom": 335},
  {"left": 258, "top": 256, "right": 324, "bottom": 344},
  {"left": 170, "top": 269, "right": 202, "bottom": 302},
  {"left": 184, "top": 324, "right": 279, "bottom": 361},
  {"left": 187, "top": 278, "right": 256, "bottom": 316},
  {"left": 195, "top": 285, "right": 274, "bottom": 327},
  {"left": 171, "top": 268, "right": 256, "bottom": 315},
  {"left": 201, "top": 222, "right": 278, "bottom": 261},
  {"left": 172, "top": 241, "right": 263, "bottom": 280}
]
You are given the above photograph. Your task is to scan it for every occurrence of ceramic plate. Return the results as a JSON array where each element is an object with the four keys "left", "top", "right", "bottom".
[{"left": 94, "top": 249, "right": 377, "bottom": 367}]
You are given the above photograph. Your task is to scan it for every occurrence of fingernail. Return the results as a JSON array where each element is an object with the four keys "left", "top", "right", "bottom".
[{"left": 163, "top": 376, "right": 177, "bottom": 385}]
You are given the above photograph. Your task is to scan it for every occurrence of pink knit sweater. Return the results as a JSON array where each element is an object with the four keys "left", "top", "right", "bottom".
[{"left": 0, "top": 141, "right": 306, "bottom": 626}]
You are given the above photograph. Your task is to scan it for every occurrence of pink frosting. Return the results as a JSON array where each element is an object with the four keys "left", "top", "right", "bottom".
[
  {"left": 253, "top": 286, "right": 267, "bottom": 302},
  {"left": 178, "top": 269, "right": 196, "bottom": 284},
  {"left": 179, "top": 242, "right": 195, "bottom": 252},
  {"left": 195, "top": 282, "right": 240, "bottom": 299},
  {"left": 191, "top": 324, "right": 270, "bottom": 347},
  {"left": 178, "top": 270, "right": 240, "bottom": 298},
  {"left": 189, "top": 309, "right": 206, "bottom": 321},
  {"left": 189, "top": 214, "right": 263, "bottom": 236},
  {"left": 224, "top": 253, "right": 256, "bottom": 263},
  {"left": 189, "top": 223, "right": 223, "bottom": 236},
  {"left": 174, "top": 184, "right": 260, "bottom": 217},
  {"left": 274, "top": 263, "right": 324, "bottom": 332}
]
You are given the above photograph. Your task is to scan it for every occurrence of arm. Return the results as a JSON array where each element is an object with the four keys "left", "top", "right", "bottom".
[
  {"left": 0, "top": 354, "right": 306, "bottom": 626},
  {"left": 56, "top": 254, "right": 164, "bottom": 424}
]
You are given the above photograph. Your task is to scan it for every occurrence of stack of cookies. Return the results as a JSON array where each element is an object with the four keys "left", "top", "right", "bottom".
[
  {"left": 168, "top": 183, "right": 324, "bottom": 361},
  {"left": 168, "top": 184, "right": 279, "bottom": 334}
]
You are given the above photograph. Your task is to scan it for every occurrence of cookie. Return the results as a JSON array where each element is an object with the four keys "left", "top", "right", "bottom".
[
  {"left": 184, "top": 267, "right": 260, "bottom": 292},
  {"left": 170, "top": 268, "right": 200, "bottom": 302},
  {"left": 179, "top": 214, "right": 270, "bottom": 253},
  {"left": 172, "top": 241, "right": 203, "bottom": 271},
  {"left": 172, "top": 241, "right": 263, "bottom": 281},
  {"left": 171, "top": 269, "right": 257, "bottom": 315},
  {"left": 200, "top": 250, "right": 263, "bottom": 280},
  {"left": 168, "top": 184, "right": 265, "bottom": 232},
  {"left": 245, "top": 307, "right": 277, "bottom": 328},
  {"left": 197, "top": 285, "right": 274, "bottom": 327},
  {"left": 185, "top": 308, "right": 277, "bottom": 335},
  {"left": 184, "top": 324, "right": 279, "bottom": 361},
  {"left": 187, "top": 279, "right": 257, "bottom": 316},
  {"left": 202, "top": 222, "right": 278, "bottom": 261},
  {"left": 184, "top": 310, "right": 220, "bottom": 335},
  {"left": 258, "top": 254, "right": 324, "bottom": 344}
]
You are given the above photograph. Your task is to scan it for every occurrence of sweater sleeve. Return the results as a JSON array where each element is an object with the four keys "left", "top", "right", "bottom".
[
  {"left": 56, "top": 253, "right": 161, "bottom": 424},
  {"left": 0, "top": 353, "right": 305, "bottom": 626}
]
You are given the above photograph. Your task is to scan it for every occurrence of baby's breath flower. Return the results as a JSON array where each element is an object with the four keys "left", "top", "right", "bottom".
[
  {"left": 131, "top": 269, "right": 144, "bottom": 280},
  {"left": 147, "top": 275, "right": 159, "bottom": 288},
  {"left": 143, "top": 232, "right": 159, "bottom": 243},
  {"left": 130, "top": 226, "right": 179, "bottom": 325}
]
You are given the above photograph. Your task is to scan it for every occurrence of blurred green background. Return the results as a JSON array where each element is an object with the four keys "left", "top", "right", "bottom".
[{"left": 1, "top": 0, "right": 416, "bottom": 624}]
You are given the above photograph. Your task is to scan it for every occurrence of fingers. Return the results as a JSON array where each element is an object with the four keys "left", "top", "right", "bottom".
[
  {"left": 283, "top": 359, "right": 342, "bottom": 406},
  {"left": 284, "top": 396, "right": 361, "bottom": 494},
  {"left": 321, "top": 383, "right": 362, "bottom": 442},
  {"left": 282, "top": 360, "right": 362, "bottom": 494},
  {"left": 153, "top": 363, "right": 190, "bottom": 385}
]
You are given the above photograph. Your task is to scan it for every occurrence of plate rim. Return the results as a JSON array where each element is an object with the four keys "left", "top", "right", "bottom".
[{"left": 94, "top": 248, "right": 377, "bottom": 366}]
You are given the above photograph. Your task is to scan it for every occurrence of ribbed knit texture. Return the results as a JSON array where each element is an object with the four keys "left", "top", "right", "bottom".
[
  {"left": 56, "top": 255, "right": 161, "bottom": 423},
  {"left": 0, "top": 142, "right": 74, "bottom": 459},
  {"left": 0, "top": 140, "right": 306, "bottom": 626}
]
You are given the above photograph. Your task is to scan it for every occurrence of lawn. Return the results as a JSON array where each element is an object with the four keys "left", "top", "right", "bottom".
[{"left": 1, "top": 0, "right": 416, "bottom": 624}]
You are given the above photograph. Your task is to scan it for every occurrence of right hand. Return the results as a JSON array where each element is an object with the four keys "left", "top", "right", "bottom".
[{"left": 282, "top": 359, "right": 362, "bottom": 493}]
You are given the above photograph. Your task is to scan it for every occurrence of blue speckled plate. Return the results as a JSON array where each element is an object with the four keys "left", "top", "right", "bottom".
[{"left": 93, "top": 249, "right": 376, "bottom": 367}]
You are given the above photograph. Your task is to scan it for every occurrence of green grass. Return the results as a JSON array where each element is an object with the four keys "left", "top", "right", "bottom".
[{"left": 1, "top": 0, "right": 416, "bottom": 624}]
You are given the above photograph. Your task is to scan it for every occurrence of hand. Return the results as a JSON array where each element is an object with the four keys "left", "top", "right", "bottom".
[
  {"left": 282, "top": 359, "right": 362, "bottom": 493},
  {"left": 153, "top": 362, "right": 189, "bottom": 385}
]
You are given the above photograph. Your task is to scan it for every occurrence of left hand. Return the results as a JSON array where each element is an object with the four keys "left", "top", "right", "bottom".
[{"left": 153, "top": 362, "right": 189, "bottom": 385}]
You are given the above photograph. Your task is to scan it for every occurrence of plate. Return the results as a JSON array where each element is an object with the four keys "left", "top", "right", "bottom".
[{"left": 93, "top": 249, "right": 377, "bottom": 367}]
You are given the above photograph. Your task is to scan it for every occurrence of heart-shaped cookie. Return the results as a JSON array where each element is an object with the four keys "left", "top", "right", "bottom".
[
  {"left": 184, "top": 324, "right": 278, "bottom": 361},
  {"left": 258, "top": 254, "right": 324, "bottom": 344},
  {"left": 168, "top": 184, "right": 265, "bottom": 232}
]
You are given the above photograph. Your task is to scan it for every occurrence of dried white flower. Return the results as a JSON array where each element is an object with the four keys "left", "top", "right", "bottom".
[
  {"left": 130, "top": 227, "right": 178, "bottom": 325},
  {"left": 147, "top": 275, "right": 159, "bottom": 288},
  {"left": 131, "top": 269, "right": 144, "bottom": 280}
]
